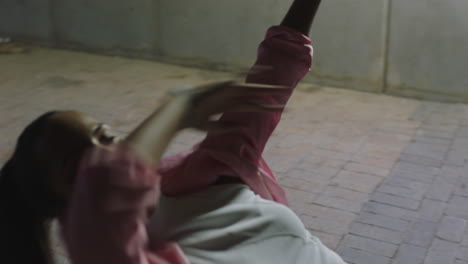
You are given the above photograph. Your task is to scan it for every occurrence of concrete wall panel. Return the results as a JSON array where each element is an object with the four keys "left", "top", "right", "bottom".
[
  {"left": 0, "top": 0, "right": 52, "bottom": 41},
  {"left": 306, "top": 0, "right": 388, "bottom": 92},
  {"left": 157, "top": 0, "right": 291, "bottom": 69},
  {"left": 1, "top": 0, "right": 467, "bottom": 102},
  {"left": 387, "top": 0, "right": 468, "bottom": 102},
  {"left": 53, "top": 0, "right": 158, "bottom": 52}
]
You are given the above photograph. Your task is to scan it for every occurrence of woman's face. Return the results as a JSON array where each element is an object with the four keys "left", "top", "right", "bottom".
[
  {"left": 42, "top": 111, "right": 121, "bottom": 199},
  {"left": 49, "top": 111, "right": 120, "bottom": 148}
]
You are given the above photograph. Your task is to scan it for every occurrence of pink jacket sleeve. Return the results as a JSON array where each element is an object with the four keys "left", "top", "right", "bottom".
[
  {"left": 59, "top": 147, "right": 189, "bottom": 264},
  {"left": 159, "top": 26, "right": 313, "bottom": 205}
]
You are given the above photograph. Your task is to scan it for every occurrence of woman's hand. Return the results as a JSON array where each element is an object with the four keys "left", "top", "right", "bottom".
[
  {"left": 281, "top": 0, "right": 322, "bottom": 35},
  {"left": 176, "top": 81, "right": 290, "bottom": 131},
  {"left": 126, "top": 81, "right": 289, "bottom": 165}
]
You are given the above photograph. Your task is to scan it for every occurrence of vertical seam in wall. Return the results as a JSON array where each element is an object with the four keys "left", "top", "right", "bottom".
[
  {"left": 48, "top": 0, "right": 59, "bottom": 46},
  {"left": 381, "top": 0, "right": 393, "bottom": 93},
  {"left": 154, "top": 0, "right": 162, "bottom": 57}
]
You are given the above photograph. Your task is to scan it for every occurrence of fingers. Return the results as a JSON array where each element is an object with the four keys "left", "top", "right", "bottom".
[
  {"left": 198, "top": 83, "right": 290, "bottom": 107},
  {"left": 223, "top": 83, "right": 290, "bottom": 97},
  {"left": 179, "top": 80, "right": 290, "bottom": 131},
  {"left": 194, "top": 102, "right": 286, "bottom": 132},
  {"left": 194, "top": 81, "right": 290, "bottom": 95},
  {"left": 229, "top": 82, "right": 289, "bottom": 90},
  {"left": 200, "top": 95, "right": 285, "bottom": 115},
  {"left": 231, "top": 64, "right": 274, "bottom": 79},
  {"left": 248, "top": 65, "right": 275, "bottom": 76},
  {"left": 197, "top": 120, "right": 236, "bottom": 133},
  {"left": 220, "top": 100, "right": 285, "bottom": 113}
]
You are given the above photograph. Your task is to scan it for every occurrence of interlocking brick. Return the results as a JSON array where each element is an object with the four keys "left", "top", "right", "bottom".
[
  {"left": 363, "top": 201, "right": 418, "bottom": 221},
  {"left": 359, "top": 143, "right": 406, "bottom": 159},
  {"left": 432, "top": 238, "right": 459, "bottom": 251},
  {"left": 319, "top": 141, "right": 363, "bottom": 154},
  {"left": 277, "top": 134, "right": 307, "bottom": 149},
  {"left": 287, "top": 167, "right": 339, "bottom": 182},
  {"left": 377, "top": 121, "right": 419, "bottom": 136},
  {"left": 424, "top": 113, "right": 463, "bottom": 125},
  {"left": 455, "top": 182, "right": 468, "bottom": 198},
  {"left": 336, "top": 246, "right": 391, "bottom": 264},
  {"left": 298, "top": 155, "right": 347, "bottom": 169},
  {"left": 457, "top": 126, "right": 468, "bottom": 138},
  {"left": 394, "top": 161, "right": 440, "bottom": 176},
  {"left": 390, "top": 168, "right": 436, "bottom": 184},
  {"left": 457, "top": 246, "right": 468, "bottom": 261},
  {"left": 288, "top": 202, "right": 308, "bottom": 216},
  {"left": 404, "top": 220, "right": 437, "bottom": 248},
  {"left": 439, "top": 165, "right": 464, "bottom": 184},
  {"left": 312, "top": 194, "right": 363, "bottom": 213},
  {"left": 410, "top": 105, "right": 431, "bottom": 121},
  {"left": 321, "top": 186, "right": 369, "bottom": 202},
  {"left": 377, "top": 183, "right": 426, "bottom": 200},
  {"left": 453, "top": 137, "right": 468, "bottom": 149},
  {"left": 383, "top": 176, "right": 431, "bottom": 191},
  {"left": 350, "top": 153, "right": 397, "bottom": 169},
  {"left": 267, "top": 153, "right": 301, "bottom": 173},
  {"left": 418, "top": 199, "right": 446, "bottom": 223},
  {"left": 412, "top": 135, "right": 452, "bottom": 147},
  {"left": 341, "top": 234, "right": 398, "bottom": 258},
  {"left": 370, "top": 192, "right": 420, "bottom": 210},
  {"left": 416, "top": 127, "right": 455, "bottom": 139},
  {"left": 462, "top": 233, "right": 468, "bottom": 247},
  {"left": 403, "top": 142, "right": 449, "bottom": 160},
  {"left": 283, "top": 187, "right": 315, "bottom": 204},
  {"left": 312, "top": 148, "right": 354, "bottom": 161},
  {"left": 309, "top": 230, "right": 342, "bottom": 250},
  {"left": 300, "top": 215, "right": 351, "bottom": 236},
  {"left": 447, "top": 196, "right": 468, "bottom": 220},
  {"left": 446, "top": 149, "right": 467, "bottom": 167},
  {"left": 436, "top": 216, "right": 467, "bottom": 242},
  {"left": 419, "top": 124, "right": 458, "bottom": 134},
  {"left": 349, "top": 222, "right": 404, "bottom": 245},
  {"left": 343, "top": 162, "right": 390, "bottom": 178},
  {"left": 425, "top": 239, "right": 458, "bottom": 264},
  {"left": 398, "top": 153, "right": 444, "bottom": 168},
  {"left": 425, "top": 179, "right": 456, "bottom": 202},
  {"left": 332, "top": 170, "right": 382, "bottom": 193},
  {"left": 393, "top": 244, "right": 426, "bottom": 264},
  {"left": 357, "top": 212, "right": 410, "bottom": 232},
  {"left": 278, "top": 176, "right": 328, "bottom": 193},
  {"left": 366, "top": 133, "right": 412, "bottom": 152},
  {"left": 301, "top": 204, "right": 357, "bottom": 222}
]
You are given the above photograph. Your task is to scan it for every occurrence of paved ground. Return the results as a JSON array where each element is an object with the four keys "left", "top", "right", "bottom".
[{"left": 1, "top": 48, "right": 468, "bottom": 264}]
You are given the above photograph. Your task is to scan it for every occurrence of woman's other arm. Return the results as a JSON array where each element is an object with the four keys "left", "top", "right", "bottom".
[{"left": 281, "top": 0, "right": 322, "bottom": 35}]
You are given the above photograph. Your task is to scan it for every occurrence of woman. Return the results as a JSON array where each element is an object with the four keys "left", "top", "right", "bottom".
[
  {"left": 0, "top": 83, "right": 287, "bottom": 264},
  {"left": 1, "top": 0, "right": 346, "bottom": 263}
]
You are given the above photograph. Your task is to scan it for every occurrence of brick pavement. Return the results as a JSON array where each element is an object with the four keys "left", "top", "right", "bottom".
[{"left": 1, "top": 48, "right": 467, "bottom": 263}]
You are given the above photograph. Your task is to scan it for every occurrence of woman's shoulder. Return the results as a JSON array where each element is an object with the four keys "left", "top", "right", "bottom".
[{"left": 150, "top": 184, "right": 309, "bottom": 245}]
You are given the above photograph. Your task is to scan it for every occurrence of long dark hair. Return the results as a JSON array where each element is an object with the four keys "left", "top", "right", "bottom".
[{"left": 0, "top": 111, "right": 60, "bottom": 264}]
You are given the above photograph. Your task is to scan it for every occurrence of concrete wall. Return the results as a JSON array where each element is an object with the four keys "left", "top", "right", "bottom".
[
  {"left": 386, "top": 0, "right": 468, "bottom": 102},
  {"left": 0, "top": 0, "right": 52, "bottom": 41},
  {"left": 306, "top": 0, "right": 389, "bottom": 92},
  {"left": 156, "top": 0, "right": 291, "bottom": 69},
  {"left": 1, "top": 0, "right": 467, "bottom": 102},
  {"left": 0, "top": 0, "right": 158, "bottom": 52},
  {"left": 52, "top": 0, "right": 157, "bottom": 51}
]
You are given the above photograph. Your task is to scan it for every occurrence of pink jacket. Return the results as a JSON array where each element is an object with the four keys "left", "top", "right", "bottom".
[{"left": 60, "top": 26, "right": 313, "bottom": 264}]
